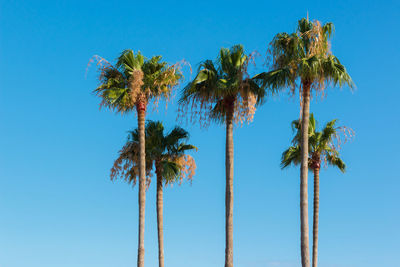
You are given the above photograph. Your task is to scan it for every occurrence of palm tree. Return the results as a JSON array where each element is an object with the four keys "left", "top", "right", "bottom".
[
  {"left": 281, "top": 114, "right": 348, "bottom": 267},
  {"left": 179, "top": 44, "right": 271, "bottom": 267},
  {"left": 93, "top": 50, "right": 182, "bottom": 267},
  {"left": 111, "top": 121, "right": 197, "bottom": 267},
  {"left": 259, "top": 18, "right": 353, "bottom": 267}
]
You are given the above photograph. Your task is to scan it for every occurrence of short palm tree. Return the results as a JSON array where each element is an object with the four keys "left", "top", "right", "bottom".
[
  {"left": 259, "top": 18, "right": 353, "bottom": 267},
  {"left": 179, "top": 44, "right": 271, "bottom": 267},
  {"left": 111, "top": 121, "right": 197, "bottom": 267},
  {"left": 93, "top": 50, "right": 181, "bottom": 267},
  {"left": 281, "top": 114, "right": 348, "bottom": 267}
]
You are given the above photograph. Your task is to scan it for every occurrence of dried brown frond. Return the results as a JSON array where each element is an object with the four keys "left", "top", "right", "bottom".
[
  {"left": 302, "top": 20, "right": 331, "bottom": 57},
  {"left": 86, "top": 55, "right": 113, "bottom": 78},
  {"left": 330, "top": 126, "right": 355, "bottom": 151},
  {"left": 234, "top": 88, "right": 257, "bottom": 126},
  {"left": 110, "top": 143, "right": 139, "bottom": 186},
  {"left": 177, "top": 97, "right": 213, "bottom": 129},
  {"left": 110, "top": 142, "right": 153, "bottom": 187},
  {"left": 233, "top": 52, "right": 259, "bottom": 126},
  {"left": 168, "top": 154, "right": 196, "bottom": 185}
]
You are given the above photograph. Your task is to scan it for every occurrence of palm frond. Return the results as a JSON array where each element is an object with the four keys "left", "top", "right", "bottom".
[
  {"left": 253, "top": 68, "right": 295, "bottom": 93},
  {"left": 161, "top": 160, "right": 181, "bottom": 184},
  {"left": 321, "top": 55, "right": 354, "bottom": 89},
  {"left": 281, "top": 145, "right": 301, "bottom": 169},
  {"left": 326, "top": 152, "right": 346, "bottom": 172},
  {"left": 319, "top": 119, "right": 337, "bottom": 147}
]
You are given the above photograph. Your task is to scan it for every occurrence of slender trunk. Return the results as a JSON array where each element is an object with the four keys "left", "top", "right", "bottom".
[
  {"left": 312, "top": 167, "right": 320, "bottom": 267},
  {"left": 300, "top": 82, "right": 311, "bottom": 267},
  {"left": 225, "top": 101, "right": 234, "bottom": 267},
  {"left": 137, "top": 102, "right": 146, "bottom": 267},
  {"left": 156, "top": 162, "right": 165, "bottom": 267}
]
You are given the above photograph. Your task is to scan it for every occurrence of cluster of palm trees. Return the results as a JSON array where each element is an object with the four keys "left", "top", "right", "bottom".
[{"left": 91, "top": 17, "right": 354, "bottom": 267}]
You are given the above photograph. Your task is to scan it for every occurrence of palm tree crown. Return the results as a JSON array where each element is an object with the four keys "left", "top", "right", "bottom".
[
  {"left": 111, "top": 121, "right": 197, "bottom": 186},
  {"left": 259, "top": 18, "right": 354, "bottom": 94},
  {"left": 94, "top": 49, "right": 182, "bottom": 113},
  {"left": 179, "top": 44, "right": 270, "bottom": 126},
  {"left": 281, "top": 113, "right": 347, "bottom": 172}
]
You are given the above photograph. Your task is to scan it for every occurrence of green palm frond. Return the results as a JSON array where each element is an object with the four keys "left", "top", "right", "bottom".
[
  {"left": 321, "top": 55, "right": 354, "bottom": 89},
  {"left": 281, "top": 145, "right": 301, "bottom": 169},
  {"left": 253, "top": 68, "right": 295, "bottom": 93},
  {"left": 176, "top": 144, "right": 197, "bottom": 152},
  {"left": 161, "top": 160, "right": 181, "bottom": 183},
  {"left": 309, "top": 113, "right": 317, "bottom": 134},
  {"left": 319, "top": 119, "right": 337, "bottom": 148},
  {"left": 165, "top": 127, "right": 189, "bottom": 147},
  {"left": 322, "top": 22, "right": 334, "bottom": 39},
  {"left": 116, "top": 49, "right": 145, "bottom": 75},
  {"left": 326, "top": 152, "right": 346, "bottom": 172},
  {"left": 298, "top": 18, "right": 313, "bottom": 34}
]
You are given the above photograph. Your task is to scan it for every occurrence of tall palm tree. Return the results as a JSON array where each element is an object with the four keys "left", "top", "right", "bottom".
[
  {"left": 111, "top": 121, "right": 197, "bottom": 267},
  {"left": 281, "top": 114, "right": 348, "bottom": 267},
  {"left": 93, "top": 50, "right": 182, "bottom": 267},
  {"left": 259, "top": 18, "right": 353, "bottom": 267},
  {"left": 179, "top": 44, "right": 271, "bottom": 267}
]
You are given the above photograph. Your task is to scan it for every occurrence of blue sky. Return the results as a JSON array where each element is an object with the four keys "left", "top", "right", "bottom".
[{"left": 0, "top": 0, "right": 399, "bottom": 266}]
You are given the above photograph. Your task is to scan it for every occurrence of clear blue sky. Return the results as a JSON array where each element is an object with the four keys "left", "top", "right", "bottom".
[{"left": 0, "top": 0, "right": 399, "bottom": 266}]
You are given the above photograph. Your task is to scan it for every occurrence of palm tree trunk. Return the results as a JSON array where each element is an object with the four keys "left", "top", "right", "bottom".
[
  {"left": 137, "top": 102, "right": 147, "bottom": 267},
  {"left": 225, "top": 102, "right": 234, "bottom": 267},
  {"left": 312, "top": 167, "right": 320, "bottom": 267},
  {"left": 156, "top": 162, "right": 165, "bottom": 267},
  {"left": 300, "top": 82, "right": 311, "bottom": 267}
]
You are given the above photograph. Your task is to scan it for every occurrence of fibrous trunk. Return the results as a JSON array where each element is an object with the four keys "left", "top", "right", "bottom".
[
  {"left": 156, "top": 162, "right": 165, "bottom": 267},
  {"left": 137, "top": 102, "right": 146, "bottom": 267},
  {"left": 300, "top": 82, "right": 311, "bottom": 267},
  {"left": 225, "top": 101, "right": 234, "bottom": 267},
  {"left": 312, "top": 167, "right": 320, "bottom": 267}
]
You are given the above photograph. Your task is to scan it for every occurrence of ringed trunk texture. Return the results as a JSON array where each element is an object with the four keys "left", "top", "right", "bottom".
[
  {"left": 156, "top": 163, "right": 165, "bottom": 267},
  {"left": 225, "top": 102, "right": 234, "bottom": 267},
  {"left": 312, "top": 167, "right": 320, "bottom": 267},
  {"left": 137, "top": 102, "right": 147, "bottom": 267},
  {"left": 300, "top": 82, "right": 311, "bottom": 267}
]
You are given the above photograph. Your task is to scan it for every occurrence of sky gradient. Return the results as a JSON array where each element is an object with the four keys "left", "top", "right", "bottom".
[{"left": 0, "top": 0, "right": 399, "bottom": 266}]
